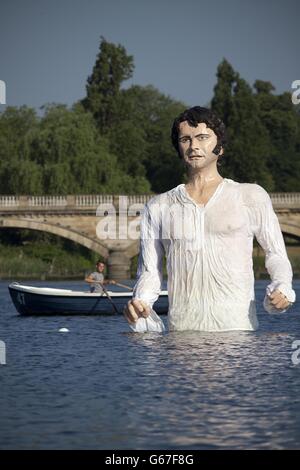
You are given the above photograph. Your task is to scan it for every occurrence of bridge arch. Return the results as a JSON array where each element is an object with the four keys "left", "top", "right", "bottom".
[{"left": 0, "top": 218, "right": 109, "bottom": 258}]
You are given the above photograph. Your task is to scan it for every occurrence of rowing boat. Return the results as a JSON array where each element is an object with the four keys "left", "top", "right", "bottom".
[{"left": 8, "top": 282, "right": 169, "bottom": 316}]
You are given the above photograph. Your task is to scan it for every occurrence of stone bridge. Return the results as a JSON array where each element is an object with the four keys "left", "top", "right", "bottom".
[{"left": 1, "top": 193, "right": 300, "bottom": 278}]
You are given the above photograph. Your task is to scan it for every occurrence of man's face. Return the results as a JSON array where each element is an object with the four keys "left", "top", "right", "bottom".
[
  {"left": 178, "top": 121, "right": 222, "bottom": 169},
  {"left": 96, "top": 263, "right": 105, "bottom": 273}
]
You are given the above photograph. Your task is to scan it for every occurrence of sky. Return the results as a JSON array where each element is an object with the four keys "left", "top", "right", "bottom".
[{"left": 0, "top": 0, "right": 299, "bottom": 111}]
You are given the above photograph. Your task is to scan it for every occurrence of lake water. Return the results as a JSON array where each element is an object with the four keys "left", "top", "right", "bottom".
[{"left": 0, "top": 279, "right": 300, "bottom": 450}]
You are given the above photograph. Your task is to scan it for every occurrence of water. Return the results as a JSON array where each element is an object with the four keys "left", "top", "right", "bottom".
[{"left": 1, "top": 279, "right": 300, "bottom": 450}]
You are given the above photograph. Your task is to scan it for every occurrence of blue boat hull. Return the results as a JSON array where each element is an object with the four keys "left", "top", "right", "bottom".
[{"left": 8, "top": 284, "right": 169, "bottom": 316}]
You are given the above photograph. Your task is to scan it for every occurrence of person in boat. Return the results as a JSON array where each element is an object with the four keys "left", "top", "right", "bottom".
[
  {"left": 85, "top": 261, "right": 115, "bottom": 293},
  {"left": 124, "top": 106, "right": 296, "bottom": 332}
]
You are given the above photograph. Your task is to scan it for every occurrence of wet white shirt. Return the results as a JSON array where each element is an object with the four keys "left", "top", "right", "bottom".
[{"left": 132, "top": 178, "right": 296, "bottom": 332}]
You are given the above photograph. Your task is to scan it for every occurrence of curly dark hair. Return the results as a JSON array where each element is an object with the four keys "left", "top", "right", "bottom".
[
  {"left": 171, "top": 106, "right": 227, "bottom": 160},
  {"left": 96, "top": 260, "right": 105, "bottom": 266}
]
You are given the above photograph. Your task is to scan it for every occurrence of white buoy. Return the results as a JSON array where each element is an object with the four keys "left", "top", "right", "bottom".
[{"left": 58, "top": 328, "right": 69, "bottom": 333}]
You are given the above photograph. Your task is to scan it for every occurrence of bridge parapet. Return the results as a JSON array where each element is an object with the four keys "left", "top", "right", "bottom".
[
  {"left": 270, "top": 193, "right": 300, "bottom": 208},
  {"left": 0, "top": 193, "right": 300, "bottom": 211},
  {"left": 0, "top": 196, "right": 19, "bottom": 207},
  {"left": 0, "top": 194, "right": 115, "bottom": 208},
  {"left": 0, "top": 194, "right": 154, "bottom": 212}
]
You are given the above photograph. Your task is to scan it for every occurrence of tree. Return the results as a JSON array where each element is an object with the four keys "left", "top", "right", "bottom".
[
  {"left": 254, "top": 80, "right": 275, "bottom": 95},
  {"left": 254, "top": 84, "right": 300, "bottom": 191},
  {"left": 0, "top": 106, "right": 38, "bottom": 164},
  {"left": 111, "top": 85, "right": 187, "bottom": 192},
  {"left": 211, "top": 58, "right": 236, "bottom": 126},
  {"left": 82, "top": 37, "right": 190, "bottom": 193},
  {"left": 30, "top": 103, "right": 150, "bottom": 194},
  {"left": 0, "top": 106, "right": 42, "bottom": 194},
  {"left": 211, "top": 61, "right": 274, "bottom": 189},
  {"left": 83, "top": 36, "right": 134, "bottom": 132},
  {"left": 0, "top": 159, "right": 43, "bottom": 195},
  {"left": 226, "top": 77, "right": 274, "bottom": 189},
  {"left": 212, "top": 61, "right": 300, "bottom": 191}
]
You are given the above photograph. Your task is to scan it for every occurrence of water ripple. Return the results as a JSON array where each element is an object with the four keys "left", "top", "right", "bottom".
[{"left": 0, "top": 280, "right": 300, "bottom": 449}]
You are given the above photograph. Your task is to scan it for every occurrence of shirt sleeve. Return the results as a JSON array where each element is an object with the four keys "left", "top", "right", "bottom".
[
  {"left": 89, "top": 272, "right": 103, "bottom": 283},
  {"left": 132, "top": 201, "right": 164, "bottom": 308},
  {"left": 246, "top": 184, "right": 296, "bottom": 312}
]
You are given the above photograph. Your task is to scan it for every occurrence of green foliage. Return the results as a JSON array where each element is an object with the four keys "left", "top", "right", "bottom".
[
  {"left": 83, "top": 36, "right": 134, "bottom": 132},
  {"left": 83, "top": 36, "right": 187, "bottom": 193},
  {"left": 0, "top": 159, "right": 43, "bottom": 195},
  {"left": 226, "top": 77, "right": 274, "bottom": 190},
  {"left": 1, "top": 42, "right": 300, "bottom": 205},
  {"left": 212, "top": 59, "right": 300, "bottom": 191},
  {"left": 253, "top": 88, "right": 300, "bottom": 191},
  {"left": 0, "top": 106, "right": 43, "bottom": 194},
  {"left": 2, "top": 42, "right": 299, "bottom": 197},
  {"left": 0, "top": 106, "right": 38, "bottom": 163},
  {"left": 0, "top": 230, "right": 98, "bottom": 279},
  {"left": 211, "top": 59, "right": 236, "bottom": 125},
  {"left": 0, "top": 101, "right": 151, "bottom": 195},
  {"left": 112, "top": 85, "right": 187, "bottom": 192}
]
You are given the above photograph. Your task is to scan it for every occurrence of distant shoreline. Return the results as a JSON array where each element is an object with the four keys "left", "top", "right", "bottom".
[{"left": 1, "top": 274, "right": 299, "bottom": 281}]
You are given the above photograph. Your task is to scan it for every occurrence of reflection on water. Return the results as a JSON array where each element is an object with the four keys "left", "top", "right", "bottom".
[
  {"left": 0, "top": 280, "right": 300, "bottom": 449},
  {"left": 127, "top": 329, "right": 299, "bottom": 449}
]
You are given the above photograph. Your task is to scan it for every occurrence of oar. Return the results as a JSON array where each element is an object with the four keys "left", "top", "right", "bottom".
[
  {"left": 113, "top": 281, "right": 133, "bottom": 291},
  {"left": 91, "top": 280, "right": 132, "bottom": 291},
  {"left": 99, "top": 283, "right": 119, "bottom": 315}
]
